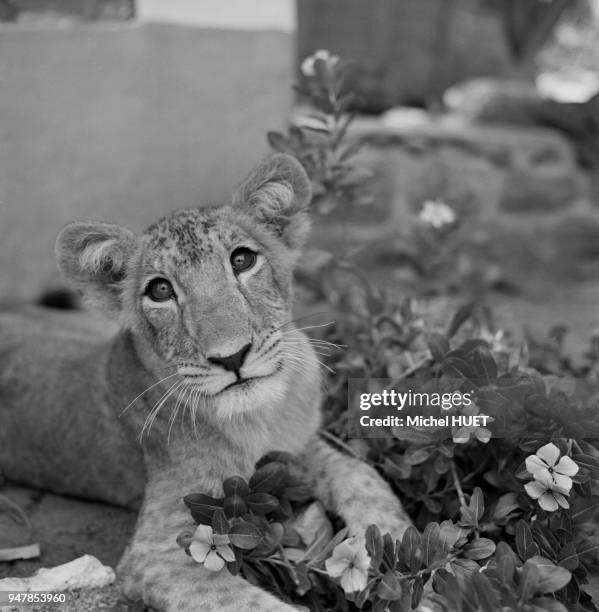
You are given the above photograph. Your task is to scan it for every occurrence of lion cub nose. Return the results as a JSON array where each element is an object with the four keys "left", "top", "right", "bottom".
[{"left": 207, "top": 343, "right": 252, "bottom": 373}]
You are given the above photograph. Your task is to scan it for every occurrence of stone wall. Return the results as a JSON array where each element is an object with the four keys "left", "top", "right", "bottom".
[{"left": 342, "top": 111, "right": 587, "bottom": 225}]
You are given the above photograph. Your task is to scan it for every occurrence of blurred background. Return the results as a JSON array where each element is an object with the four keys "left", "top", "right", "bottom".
[{"left": 0, "top": 0, "right": 598, "bottom": 352}]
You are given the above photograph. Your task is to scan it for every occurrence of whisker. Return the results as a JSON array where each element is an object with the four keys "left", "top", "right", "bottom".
[
  {"left": 280, "top": 330, "right": 344, "bottom": 348},
  {"left": 167, "top": 383, "right": 190, "bottom": 445},
  {"left": 183, "top": 385, "right": 197, "bottom": 439},
  {"left": 121, "top": 372, "right": 179, "bottom": 416},
  {"left": 271, "top": 311, "right": 334, "bottom": 333},
  {"left": 139, "top": 380, "right": 183, "bottom": 440},
  {"left": 279, "top": 354, "right": 317, "bottom": 377},
  {"left": 281, "top": 341, "right": 335, "bottom": 358},
  {"left": 288, "top": 322, "right": 336, "bottom": 334},
  {"left": 191, "top": 387, "right": 203, "bottom": 439},
  {"left": 283, "top": 362, "right": 312, "bottom": 378},
  {"left": 281, "top": 348, "right": 336, "bottom": 374}
]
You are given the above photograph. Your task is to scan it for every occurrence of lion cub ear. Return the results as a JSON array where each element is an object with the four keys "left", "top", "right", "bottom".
[
  {"left": 55, "top": 221, "right": 137, "bottom": 314},
  {"left": 232, "top": 153, "right": 312, "bottom": 250}
]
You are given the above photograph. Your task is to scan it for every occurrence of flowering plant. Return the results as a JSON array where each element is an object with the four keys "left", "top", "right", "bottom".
[
  {"left": 523, "top": 443, "right": 580, "bottom": 512},
  {"left": 267, "top": 49, "right": 373, "bottom": 215},
  {"left": 259, "top": 48, "right": 599, "bottom": 612},
  {"left": 312, "top": 292, "right": 599, "bottom": 611}
]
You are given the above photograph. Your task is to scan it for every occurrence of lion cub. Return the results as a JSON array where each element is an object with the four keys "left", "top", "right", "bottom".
[{"left": 0, "top": 154, "right": 409, "bottom": 610}]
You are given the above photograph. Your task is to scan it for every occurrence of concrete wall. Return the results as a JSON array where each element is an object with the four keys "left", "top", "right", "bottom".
[
  {"left": 0, "top": 22, "right": 292, "bottom": 298},
  {"left": 297, "top": 0, "right": 531, "bottom": 111},
  {"left": 138, "top": 0, "right": 295, "bottom": 31}
]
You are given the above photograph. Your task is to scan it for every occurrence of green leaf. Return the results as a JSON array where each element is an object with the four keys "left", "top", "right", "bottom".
[
  {"left": 557, "top": 542, "right": 579, "bottom": 571},
  {"left": 451, "top": 558, "right": 479, "bottom": 580},
  {"left": 272, "top": 497, "right": 293, "bottom": 522},
  {"left": 411, "top": 575, "right": 424, "bottom": 609},
  {"left": 447, "top": 302, "right": 476, "bottom": 338},
  {"left": 442, "top": 356, "right": 477, "bottom": 385},
  {"left": 497, "top": 555, "right": 516, "bottom": 586},
  {"left": 212, "top": 509, "right": 230, "bottom": 534},
  {"left": 531, "top": 522, "right": 559, "bottom": 558},
  {"left": 288, "top": 125, "right": 305, "bottom": 147},
  {"left": 470, "top": 345, "right": 497, "bottom": 385},
  {"left": 572, "top": 453, "right": 599, "bottom": 475},
  {"left": 527, "top": 556, "right": 572, "bottom": 593},
  {"left": 365, "top": 524, "right": 384, "bottom": 570},
  {"left": 493, "top": 492, "right": 520, "bottom": 520},
  {"left": 464, "top": 538, "right": 496, "bottom": 560},
  {"left": 519, "top": 561, "right": 540, "bottom": 602},
  {"left": 428, "top": 333, "right": 450, "bottom": 362},
  {"left": 256, "top": 451, "right": 295, "bottom": 467},
  {"left": 266, "top": 131, "right": 293, "bottom": 154},
  {"left": 529, "top": 597, "right": 568, "bottom": 612},
  {"left": 222, "top": 476, "right": 250, "bottom": 499},
  {"left": 183, "top": 493, "right": 223, "bottom": 525},
  {"left": 422, "top": 522, "right": 441, "bottom": 566},
  {"left": 228, "top": 520, "right": 263, "bottom": 550},
  {"left": 249, "top": 461, "right": 288, "bottom": 493},
  {"left": 252, "top": 521, "right": 284, "bottom": 557},
  {"left": 472, "top": 571, "right": 499, "bottom": 612},
  {"left": 438, "top": 520, "right": 466, "bottom": 551},
  {"left": 459, "top": 505, "right": 479, "bottom": 529},
  {"left": 175, "top": 527, "right": 194, "bottom": 551},
  {"left": 355, "top": 586, "right": 371, "bottom": 609},
  {"left": 570, "top": 495, "right": 599, "bottom": 523},
  {"left": 223, "top": 494, "right": 247, "bottom": 519},
  {"left": 376, "top": 570, "right": 403, "bottom": 601},
  {"left": 495, "top": 540, "right": 519, "bottom": 563},
  {"left": 401, "top": 525, "right": 423, "bottom": 574},
  {"left": 294, "top": 561, "right": 311, "bottom": 596},
  {"left": 404, "top": 447, "right": 431, "bottom": 465},
  {"left": 515, "top": 520, "right": 539, "bottom": 561},
  {"left": 469, "top": 487, "right": 485, "bottom": 522},
  {"left": 246, "top": 492, "right": 279, "bottom": 515},
  {"left": 310, "top": 527, "right": 348, "bottom": 566},
  {"left": 382, "top": 532, "right": 395, "bottom": 569}
]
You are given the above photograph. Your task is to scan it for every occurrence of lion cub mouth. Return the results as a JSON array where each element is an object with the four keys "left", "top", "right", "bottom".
[{"left": 216, "top": 372, "right": 275, "bottom": 395}]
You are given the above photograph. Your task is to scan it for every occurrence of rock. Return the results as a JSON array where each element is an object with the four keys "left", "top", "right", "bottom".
[
  {"left": 347, "top": 110, "right": 585, "bottom": 217},
  {"left": 0, "top": 487, "right": 135, "bottom": 581},
  {"left": 444, "top": 78, "right": 543, "bottom": 122},
  {"left": 0, "top": 555, "right": 115, "bottom": 593}
]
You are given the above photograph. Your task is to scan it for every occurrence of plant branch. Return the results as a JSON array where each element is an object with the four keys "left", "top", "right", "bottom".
[{"left": 450, "top": 460, "right": 467, "bottom": 507}]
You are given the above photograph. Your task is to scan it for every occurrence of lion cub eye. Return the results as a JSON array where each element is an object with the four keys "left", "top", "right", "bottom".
[
  {"left": 145, "top": 278, "right": 175, "bottom": 302},
  {"left": 230, "top": 247, "right": 257, "bottom": 274}
]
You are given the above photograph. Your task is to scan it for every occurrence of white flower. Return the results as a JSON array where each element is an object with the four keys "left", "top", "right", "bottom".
[
  {"left": 325, "top": 537, "right": 370, "bottom": 593},
  {"left": 452, "top": 405, "right": 492, "bottom": 444},
  {"left": 300, "top": 49, "right": 339, "bottom": 77},
  {"left": 189, "top": 524, "right": 235, "bottom": 572},
  {"left": 452, "top": 425, "right": 492, "bottom": 444},
  {"left": 524, "top": 443, "right": 579, "bottom": 512},
  {"left": 419, "top": 199, "right": 456, "bottom": 229}
]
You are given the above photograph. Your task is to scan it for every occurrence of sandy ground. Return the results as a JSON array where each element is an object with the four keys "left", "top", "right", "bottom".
[{"left": 0, "top": 487, "right": 134, "bottom": 610}]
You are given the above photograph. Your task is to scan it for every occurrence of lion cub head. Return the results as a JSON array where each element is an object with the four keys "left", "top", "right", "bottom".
[{"left": 56, "top": 154, "right": 319, "bottom": 420}]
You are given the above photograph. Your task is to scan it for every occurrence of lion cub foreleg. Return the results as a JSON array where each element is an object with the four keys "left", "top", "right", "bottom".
[
  {"left": 118, "top": 478, "right": 301, "bottom": 612},
  {"left": 301, "top": 438, "right": 412, "bottom": 541}
]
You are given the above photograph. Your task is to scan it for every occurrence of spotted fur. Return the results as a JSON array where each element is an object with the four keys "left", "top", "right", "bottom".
[{"left": 0, "top": 154, "right": 410, "bottom": 611}]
